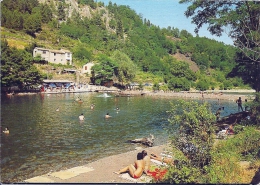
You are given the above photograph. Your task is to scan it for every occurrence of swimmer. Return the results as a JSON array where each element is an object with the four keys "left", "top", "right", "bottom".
[
  {"left": 79, "top": 113, "right": 85, "bottom": 121},
  {"left": 3, "top": 127, "right": 9, "bottom": 134},
  {"left": 90, "top": 104, "right": 95, "bottom": 110},
  {"left": 56, "top": 107, "right": 60, "bottom": 112},
  {"left": 105, "top": 113, "right": 111, "bottom": 118},
  {"left": 78, "top": 99, "right": 83, "bottom": 103}
]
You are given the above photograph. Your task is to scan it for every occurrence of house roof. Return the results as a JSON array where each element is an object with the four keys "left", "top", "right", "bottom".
[
  {"left": 43, "top": 80, "right": 74, "bottom": 83},
  {"left": 34, "top": 47, "right": 71, "bottom": 54}
]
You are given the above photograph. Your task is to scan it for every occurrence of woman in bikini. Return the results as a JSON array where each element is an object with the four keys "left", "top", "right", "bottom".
[{"left": 114, "top": 152, "right": 144, "bottom": 178}]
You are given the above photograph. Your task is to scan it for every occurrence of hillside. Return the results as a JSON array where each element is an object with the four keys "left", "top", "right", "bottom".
[
  {"left": 172, "top": 51, "right": 199, "bottom": 72},
  {"left": 1, "top": 0, "right": 250, "bottom": 92}
]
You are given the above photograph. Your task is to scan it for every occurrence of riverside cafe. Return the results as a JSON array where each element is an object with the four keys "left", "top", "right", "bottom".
[{"left": 41, "top": 80, "right": 74, "bottom": 92}]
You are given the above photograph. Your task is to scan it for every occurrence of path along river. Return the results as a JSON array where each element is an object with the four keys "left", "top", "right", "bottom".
[{"left": 1, "top": 92, "right": 243, "bottom": 182}]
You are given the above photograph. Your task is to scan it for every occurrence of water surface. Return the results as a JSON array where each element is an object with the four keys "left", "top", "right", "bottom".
[{"left": 1, "top": 92, "right": 239, "bottom": 182}]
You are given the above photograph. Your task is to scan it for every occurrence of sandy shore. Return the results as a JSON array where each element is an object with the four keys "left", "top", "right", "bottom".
[{"left": 23, "top": 145, "right": 168, "bottom": 183}]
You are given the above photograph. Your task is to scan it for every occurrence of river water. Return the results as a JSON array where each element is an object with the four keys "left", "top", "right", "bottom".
[{"left": 1, "top": 92, "right": 239, "bottom": 182}]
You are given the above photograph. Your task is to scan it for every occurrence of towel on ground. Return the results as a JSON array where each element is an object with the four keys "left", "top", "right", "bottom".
[
  {"left": 119, "top": 173, "right": 152, "bottom": 183},
  {"left": 147, "top": 168, "right": 168, "bottom": 181},
  {"left": 150, "top": 159, "right": 168, "bottom": 166}
]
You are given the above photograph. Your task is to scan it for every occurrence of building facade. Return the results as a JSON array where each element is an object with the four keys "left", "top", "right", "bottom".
[
  {"left": 33, "top": 47, "right": 72, "bottom": 65},
  {"left": 82, "top": 62, "right": 94, "bottom": 75}
]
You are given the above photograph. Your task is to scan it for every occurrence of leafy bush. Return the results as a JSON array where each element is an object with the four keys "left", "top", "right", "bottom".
[{"left": 204, "top": 126, "right": 260, "bottom": 183}]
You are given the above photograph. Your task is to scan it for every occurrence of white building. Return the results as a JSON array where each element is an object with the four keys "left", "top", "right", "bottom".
[
  {"left": 33, "top": 47, "right": 72, "bottom": 65},
  {"left": 82, "top": 62, "right": 94, "bottom": 75}
]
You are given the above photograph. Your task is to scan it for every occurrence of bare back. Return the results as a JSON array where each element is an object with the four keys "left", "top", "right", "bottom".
[
  {"left": 143, "top": 155, "right": 151, "bottom": 173},
  {"left": 133, "top": 159, "right": 144, "bottom": 177}
]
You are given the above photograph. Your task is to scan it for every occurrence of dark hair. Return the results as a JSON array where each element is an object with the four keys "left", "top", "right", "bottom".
[
  {"left": 137, "top": 152, "right": 143, "bottom": 160},
  {"left": 142, "top": 150, "right": 147, "bottom": 156}
]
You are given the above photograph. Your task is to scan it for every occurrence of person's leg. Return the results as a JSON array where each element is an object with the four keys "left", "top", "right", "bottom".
[
  {"left": 115, "top": 165, "right": 129, "bottom": 174},
  {"left": 128, "top": 164, "right": 136, "bottom": 177}
]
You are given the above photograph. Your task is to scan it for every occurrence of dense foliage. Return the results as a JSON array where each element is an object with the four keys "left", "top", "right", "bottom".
[
  {"left": 162, "top": 100, "right": 260, "bottom": 184},
  {"left": 0, "top": 0, "right": 253, "bottom": 92},
  {"left": 1, "top": 40, "right": 44, "bottom": 89},
  {"left": 180, "top": 0, "right": 260, "bottom": 92}
]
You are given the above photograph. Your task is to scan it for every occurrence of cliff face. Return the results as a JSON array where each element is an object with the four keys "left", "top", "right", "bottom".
[{"left": 38, "top": 0, "right": 112, "bottom": 30}]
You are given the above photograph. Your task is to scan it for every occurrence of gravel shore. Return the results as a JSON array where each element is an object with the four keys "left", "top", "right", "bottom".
[{"left": 119, "top": 89, "right": 255, "bottom": 101}]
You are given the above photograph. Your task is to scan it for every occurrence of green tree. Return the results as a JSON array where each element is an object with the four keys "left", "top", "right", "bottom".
[
  {"left": 116, "top": 19, "right": 124, "bottom": 38},
  {"left": 57, "top": 2, "right": 66, "bottom": 21},
  {"left": 23, "top": 14, "right": 41, "bottom": 36},
  {"left": 40, "top": 3, "right": 53, "bottom": 23},
  {"left": 180, "top": 1, "right": 260, "bottom": 92},
  {"left": 1, "top": 40, "right": 43, "bottom": 88},
  {"left": 111, "top": 50, "right": 137, "bottom": 85},
  {"left": 91, "top": 55, "right": 117, "bottom": 85},
  {"left": 165, "top": 100, "right": 216, "bottom": 183}
]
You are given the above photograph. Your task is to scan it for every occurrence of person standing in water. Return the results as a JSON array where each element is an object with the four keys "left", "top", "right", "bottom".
[
  {"left": 236, "top": 97, "right": 243, "bottom": 112},
  {"left": 79, "top": 113, "right": 85, "bottom": 121}
]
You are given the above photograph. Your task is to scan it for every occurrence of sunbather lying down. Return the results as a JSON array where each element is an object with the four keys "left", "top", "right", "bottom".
[{"left": 150, "top": 153, "right": 175, "bottom": 165}]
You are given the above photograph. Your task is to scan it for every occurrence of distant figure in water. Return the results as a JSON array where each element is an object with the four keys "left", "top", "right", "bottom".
[
  {"left": 236, "top": 97, "right": 243, "bottom": 112},
  {"left": 105, "top": 113, "right": 111, "bottom": 118},
  {"left": 79, "top": 113, "right": 85, "bottom": 121},
  {"left": 90, "top": 104, "right": 95, "bottom": 110},
  {"left": 78, "top": 99, "right": 83, "bottom": 103},
  {"left": 56, "top": 107, "right": 60, "bottom": 112},
  {"left": 116, "top": 107, "right": 120, "bottom": 113},
  {"left": 3, "top": 127, "right": 9, "bottom": 134},
  {"left": 75, "top": 97, "right": 80, "bottom": 101},
  {"left": 215, "top": 107, "right": 222, "bottom": 121}
]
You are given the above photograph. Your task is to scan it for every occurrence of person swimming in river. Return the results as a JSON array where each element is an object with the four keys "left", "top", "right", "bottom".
[
  {"left": 78, "top": 99, "right": 83, "bottom": 103},
  {"left": 105, "top": 113, "right": 112, "bottom": 118},
  {"left": 3, "top": 127, "right": 9, "bottom": 134}
]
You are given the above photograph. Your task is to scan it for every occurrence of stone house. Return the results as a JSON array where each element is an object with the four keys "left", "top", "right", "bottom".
[
  {"left": 81, "top": 62, "right": 94, "bottom": 75},
  {"left": 33, "top": 47, "right": 72, "bottom": 65}
]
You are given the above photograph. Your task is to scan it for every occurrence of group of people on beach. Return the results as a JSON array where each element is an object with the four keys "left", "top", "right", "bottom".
[{"left": 114, "top": 150, "right": 175, "bottom": 179}]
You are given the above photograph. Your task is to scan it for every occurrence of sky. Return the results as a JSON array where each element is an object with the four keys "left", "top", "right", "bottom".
[{"left": 101, "top": 0, "right": 234, "bottom": 45}]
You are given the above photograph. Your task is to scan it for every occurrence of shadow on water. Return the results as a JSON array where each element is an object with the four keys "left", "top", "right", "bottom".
[{"left": 1, "top": 93, "right": 239, "bottom": 182}]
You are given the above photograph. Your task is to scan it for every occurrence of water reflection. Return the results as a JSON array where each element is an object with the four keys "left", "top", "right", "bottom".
[{"left": 1, "top": 93, "right": 239, "bottom": 182}]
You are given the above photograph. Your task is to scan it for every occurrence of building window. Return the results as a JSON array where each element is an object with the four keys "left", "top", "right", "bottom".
[
  {"left": 85, "top": 66, "right": 88, "bottom": 70},
  {"left": 54, "top": 59, "right": 56, "bottom": 61},
  {"left": 43, "top": 51, "right": 46, "bottom": 54},
  {"left": 54, "top": 53, "right": 56, "bottom": 56},
  {"left": 67, "top": 53, "right": 70, "bottom": 57}
]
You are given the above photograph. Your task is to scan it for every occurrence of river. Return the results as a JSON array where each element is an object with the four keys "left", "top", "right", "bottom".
[{"left": 1, "top": 92, "right": 239, "bottom": 182}]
